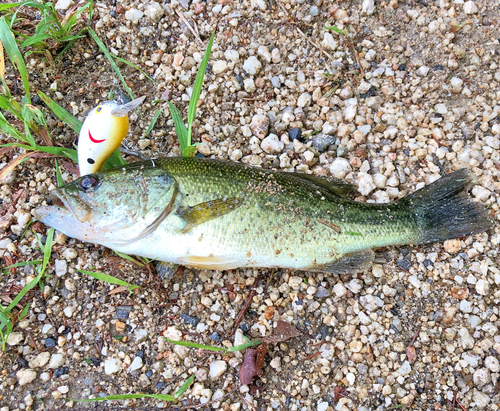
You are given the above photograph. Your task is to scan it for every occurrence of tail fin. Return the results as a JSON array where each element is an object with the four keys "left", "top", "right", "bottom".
[{"left": 406, "top": 169, "right": 495, "bottom": 245}]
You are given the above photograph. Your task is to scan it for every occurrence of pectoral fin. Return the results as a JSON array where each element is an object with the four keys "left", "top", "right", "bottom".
[
  {"left": 311, "top": 250, "right": 374, "bottom": 274},
  {"left": 178, "top": 197, "right": 243, "bottom": 232}
]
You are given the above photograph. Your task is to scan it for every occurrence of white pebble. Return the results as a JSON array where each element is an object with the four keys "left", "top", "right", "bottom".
[
  {"left": 49, "top": 354, "right": 66, "bottom": 369},
  {"left": 475, "top": 279, "right": 489, "bottom": 296},
  {"left": 124, "top": 9, "right": 144, "bottom": 24},
  {"left": 297, "top": 92, "right": 311, "bottom": 107},
  {"left": 243, "top": 56, "right": 262, "bottom": 76},
  {"left": 7, "top": 332, "right": 23, "bottom": 346},
  {"left": 17, "top": 369, "right": 37, "bottom": 386},
  {"left": 473, "top": 390, "right": 490, "bottom": 408},
  {"left": 29, "top": 352, "right": 50, "bottom": 368},
  {"left": 463, "top": 1, "right": 478, "bottom": 14},
  {"left": 450, "top": 77, "right": 463, "bottom": 92},
  {"left": 397, "top": 360, "right": 411, "bottom": 376},
  {"left": 360, "top": 295, "right": 384, "bottom": 311},
  {"left": 333, "top": 283, "right": 347, "bottom": 297},
  {"left": 244, "top": 78, "right": 256, "bottom": 93},
  {"left": 63, "top": 306, "right": 74, "bottom": 318},
  {"left": 55, "top": 260, "right": 68, "bottom": 277},
  {"left": 356, "top": 172, "right": 376, "bottom": 196},
  {"left": 261, "top": 134, "right": 284, "bottom": 154},
  {"left": 362, "top": 0, "right": 375, "bottom": 14},
  {"left": 458, "top": 327, "right": 474, "bottom": 349},
  {"left": 144, "top": 3, "right": 164, "bottom": 22},
  {"left": 330, "top": 158, "right": 351, "bottom": 179},
  {"left": 257, "top": 45, "right": 272, "bottom": 63},
  {"left": 473, "top": 368, "right": 491, "bottom": 387},
  {"left": 321, "top": 32, "right": 338, "bottom": 51},
  {"left": 209, "top": 360, "right": 227, "bottom": 379},
  {"left": 212, "top": 60, "right": 228, "bottom": 74},
  {"left": 130, "top": 356, "right": 143, "bottom": 371},
  {"left": 104, "top": 358, "right": 122, "bottom": 375},
  {"left": 472, "top": 186, "right": 491, "bottom": 201}
]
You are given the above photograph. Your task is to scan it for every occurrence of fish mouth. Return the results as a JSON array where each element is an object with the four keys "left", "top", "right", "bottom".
[{"left": 37, "top": 189, "right": 92, "bottom": 224}]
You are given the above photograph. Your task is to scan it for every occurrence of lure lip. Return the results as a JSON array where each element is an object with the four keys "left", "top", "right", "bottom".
[{"left": 110, "top": 95, "right": 146, "bottom": 117}]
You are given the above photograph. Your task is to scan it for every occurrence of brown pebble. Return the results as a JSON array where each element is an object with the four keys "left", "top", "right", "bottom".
[
  {"left": 116, "top": 321, "right": 126, "bottom": 333},
  {"left": 442, "top": 307, "right": 457, "bottom": 324},
  {"left": 450, "top": 286, "right": 468, "bottom": 300},
  {"left": 443, "top": 239, "right": 461, "bottom": 253}
]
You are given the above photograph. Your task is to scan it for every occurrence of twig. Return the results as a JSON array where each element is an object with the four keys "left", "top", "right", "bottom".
[
  {"left": 174, "top": 8, "right": 203, "bottom": 47},
  {"left": 231, "top": 277, "right": 259, "bottom": 335},
  {"left": 296, "top": 27, "right": 334, "bottom": 62}
]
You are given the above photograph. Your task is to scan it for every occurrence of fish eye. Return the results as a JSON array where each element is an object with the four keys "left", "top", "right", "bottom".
[
  {"left": 79, "top": 175, "right": 100, "bottom": 192},
  {"left": 96, "top": 106, "right": 102, "bottom": 113}
]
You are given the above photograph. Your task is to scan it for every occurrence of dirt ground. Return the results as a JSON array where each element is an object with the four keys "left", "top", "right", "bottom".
[{"left": 1, "top": 0, "right": 500, "bottom": 410}]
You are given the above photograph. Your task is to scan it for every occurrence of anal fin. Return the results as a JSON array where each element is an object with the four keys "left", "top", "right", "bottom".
[{"left": 313, "top": 250, "right": 374, "bottom": 274}]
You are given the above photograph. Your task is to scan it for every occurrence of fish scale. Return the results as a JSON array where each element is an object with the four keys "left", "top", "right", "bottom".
[{"left": 35, "top": 158, "right": 495, "bottom": 273}]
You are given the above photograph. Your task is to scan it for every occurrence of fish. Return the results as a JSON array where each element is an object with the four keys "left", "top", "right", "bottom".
[
  {"left": 35, "top": 158, "right": 495, "bottom": 274},
  {"left": 77, "top": 96, "right": 145, "bottom": 176}
]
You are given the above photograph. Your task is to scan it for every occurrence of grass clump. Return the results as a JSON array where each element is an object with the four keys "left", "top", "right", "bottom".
[{"left": 166, "top": 32, "right": 215, "bottom": 157}]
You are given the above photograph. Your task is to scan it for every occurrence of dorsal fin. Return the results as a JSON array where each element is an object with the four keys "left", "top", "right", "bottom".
[{"left": 292, "top": 173, "right": 355, "bottom": 197}]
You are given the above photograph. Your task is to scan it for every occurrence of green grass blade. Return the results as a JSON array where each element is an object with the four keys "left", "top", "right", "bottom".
[
  {"left": 37, "top": 91, "right": 82, "bottom": 133},
  {"left": 19, "top": 301, "right": 30, "bottom": 319},
  {"left": 20, "top": 32, "right": 51, "bottom": 48},
  {"left": 163, "top": 338, "right": 225, "bottom": 352},
  {"left": 144, "top": 109, "right": 161, "bottom": 136},
  {"left": 0, "top": 142, "right": 78, "bottom": 162},
  {"left": 73, "top": 393, "right": 176, "bottom": 402},
  {"left": 175, "top": 375, "right": 194, "bottom": 399},
  {"left": 0, "top": 3, "right": 24, "bottom": 12},
  {"left": 111, "top": 53, "right": 156, "bottom": 83},
  {"left": 0, "top": 17, "right": 30, "bottom": 102},
  {"left": 41, "top": 227, "right": 54, "bottom": 274},
  {"left": 2, "top": 260, "right": 42, "bottom": 271},
  {"left": 166, "top": 101, "right": 188, "bottom": 152},
  {"left": 6, "top": 273, "right": 41, "bottom": 312},
  {"left": 54, "top": 159, "right": 63, "bottom": 187},
  {"left": 113, "top": 250, "right": 146, "bottom": 268},
  {"left": 101, "top": 148, "right": 126, "bottom": 170},
  {"left": 77, "top": 270, "right": 139, "bottom": 291},
  {"left": 228, "top": 339, "right": 262, "bottom": 352},
  {"left": 23, "top": 120, "right": 36, "bottom": 147},
  {"left": 88, "top": 28, "right": 134, "bottom": 101},
  {"left": 0, "top": 112, "right": 27, "bottom": 142},
  {"left": 187, "top": 32, "right": 215, "bottom": 126}
]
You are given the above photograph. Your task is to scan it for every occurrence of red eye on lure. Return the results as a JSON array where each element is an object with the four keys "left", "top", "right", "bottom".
[{"left": 77, "top": 96, "right": 145, "bottom": 176}]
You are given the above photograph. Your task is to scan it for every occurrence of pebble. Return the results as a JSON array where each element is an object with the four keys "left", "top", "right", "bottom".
[
  {"left": 63, "top": 306, "right": 74, "bottom": 317},
  {"left": 55, "top": 259, "right": 68, "bottom": 277},
  {"left": 270, "top": 76, "right": 281, "bottom": 88},
  {"left": 362, "top": 0, "right": 375, "bottom": 14},
  {"left": 458, "top": 327, "right": 474, "bottom": 349},
  {"left": 450, "top": 77, "right": 463, "bottom": 92},
  {"left": 321, "top": 32, "right": 338, "bottom": 51},
  {"left": 130, "top": 356, "right": 143, "bottom": 371},
  {"left": 473, "top": 368, "right": 490, "bottom": 387},
  {"left": 116, "top": 305, "right": 132, "bottom": 319},
  {"left": 473, "top": 390, "right": 490, "bottom": 408},
  {"left": 317, "top": 402, "right": 328, "bottom": 411},
  {"left": 360, "top": 295, "right": 384, "bottom": 311},
  {"left": 7, "top": 331, "right": 23, "bottom": 346},
  {"left": 472, "top": 186, "right": 490, "bottom": 201},
  {"left": 212, "top": 60, "right": 228, "bottom": 74},
  {"left": 17, "top": 369, "right": 37, "bottom": 386},
  {"left": 475, "top": 279, "right": 489, "bottom": 296},
  {"left": 356, "top": 173, "right": 376, "bottom": 196},
  {"left": 55, "top": 0, "right": 73, "bottom": 11},
  {"left": 49, "top": 354, "right": 65, "bottom": 369},
  {"left": 243, "top": 78, "right": 256, "bottom": 93},
  {"left": 29, "top": 352, "right": 50, "bottom": 368},
  {"left": 209, "top": 360, "right": 227, "bottom": 379},
  {"left": 104, "top": 358, "right": 122, "bottom": 375},
  {"left": 297, "top": 93, "right": 311, "bottom": 108},
  {"left": 329, "top": 158, "right": 351, "bottom": 179},
  {"left": 443, "top": 239, "right": 461, "bottom": 253},
  {"left": 243, "top": 56, "right": 262, "bottom": 76},
  {"left": 463, "top": 1, "right": 478, "bottom": 14},
  {"left": 333, "top": 283, "right": 347, "bottom": 297},
  {"left": 261, "top": 134, "right": 284, "bottom": 154},
  {"left": 250, "top": 114, "right": 269, "bottom": 138},
  {"left": 485, "top": 356, "right": 500, "bottom": 372},
  {"left": 397, "top": 360, "right": 412, "bottom": 376},
  {"left": 311, "top": 134, "right": 336, "bottom": 152},
  {"left": 144, "top": 3, "right": 164, "bottom": 22},
  {"left": 124, "top": 9, "right": 144, "bottom": 24}
]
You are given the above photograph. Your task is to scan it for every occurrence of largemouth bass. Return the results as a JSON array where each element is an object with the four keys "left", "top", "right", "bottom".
[{"left": 35, "top": 158, "right": 494, "bottom": 273}]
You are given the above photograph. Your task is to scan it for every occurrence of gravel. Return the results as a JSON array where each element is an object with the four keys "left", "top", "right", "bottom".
[{"left": 1, "top": 0, "right": 500, "bottom": 409}]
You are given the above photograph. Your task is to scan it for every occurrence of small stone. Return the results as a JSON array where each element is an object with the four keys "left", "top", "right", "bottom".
[
  {"left": 450, "top": 77, "right": 463, "bottom": 92},
  {"left": 360, "top": 295, "right": 384, "bottom": 311},
  {"left": 63, "top": 306, "right": 73, "bottom": 318},
  {"left": 124, "top": 8, "right": 144, "bottom": 24},
  {"left": 485, "top": 356, "right": 500, "bottom": 372},
  {"left": 7, "top": 331, "right": 23, "bottom": 346},
  {"left": 164, "top": 326, "right": 183, "bottom": 341},
  {"left": 116, "top": 321, "right": 127, "bottom": 333},
  {"left": 244, "top": 78, "right": 256, "bottom": 93},
  {"left": 44, "top": 337, "right": 56, "bottom": 348},
  {"left": 55, "top": 260, "right": 68, "bottom": 277},
  {"left": 444, "top": 239, "right": 461, "bottom": 253},
  {"left": 458, "top": 327, "right": 474, "bottom": 349},
  {"left": 473, "top": 368, "right": 491, "bottom": 387},
  {"left": 317, "top": 401, "right": 328, "bottom": 411},
  {"left": 243, "top": 56, "right": 262, "bottom": 76},
  {"left": 297, "top": 92, "right": 311, "bottom": 107},
  {"left": 472, "top": 186, "right": 491, "bottom": 201},
  {"left": 417, "top": 66, "right": 430, "bottom": 77},
  {"left": 333, "top": 283, "right": 347, "bottom": 297},
  {"left": 58, "top": 385, "right": 69, "bottom": 394},
  {"left": 397, "top": 360, "right": 411, "bottom": 376},
  {"left": 49, "top": 354, "right": 65, "bottom": 369},
  {"left": 104, "top": 358, "right": 122, "bottom": 375},
  {"left": 144, "top": 3, "right": 164, "bottom": 22},
  {"left": 442, "top": 307, "right": 457, "bottom": 324},
  {"left": 329, "top": 158, "right": 351, "bottom": 179},
  {"left": 309, "top": 6, "right": 319, "bottom": 16},
  {"left": 463, "top": 1, "right": 478, "bottom": 14},
  {"left": 356, "top": 172, "right": 376, "bottom": 196},
  {"left": 209, "top": 360, "right": 227, "bottom": 379},
  {"left": 315, "top": 286, "right": 330, "bottom": 298},
  {"left": 62, "top": 248, "right": 77, "bottom": 260},
  {"left": 473, "top": 390, "right": 490, "bottom": 408},
  {"left": 261, "top": 134, "right": 284, "bottom": 154},
  {"left": 130, "top": 356, "right": 143, "bottom": 371},
  {"left": 17, "top": 369, "right": 37, "bottom": 386},
  {"left": 212, "top": 60, "right": 228, "bottom": 74},
  {"left": 311, "top": 134, "right": 336, "bottom": 152},
  {"left": 362, "top": 0, "right": 375, "bottom": 14},
  {"left": 116, "top": 305, "right": 132, "bottom": 319},
  {"left": 250, "top": 114, "right": 270, "bottom": 138},
  {"left": 180, "top": 314, "right": 200, "bottom": 327},
  {"left": 475, "top": 279, "right": 489, "bottom": 296},
  {"left": 270, "top": 76, "right": 281, "bottom": 88},
  {"left": 55, "top": 0, "right": 73, "bottom": 11},
  {"left": 257, "top": 46, "right": 272, "bottom": 63},
  {"left": 289, "top": 127, "right": 302, "bottom": 141},
  {"left": 29, "top": 352, "right": 50, "bottom": 368},
  {"left": 321, "top": 32, "right": 338, "bottom": 51}
]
